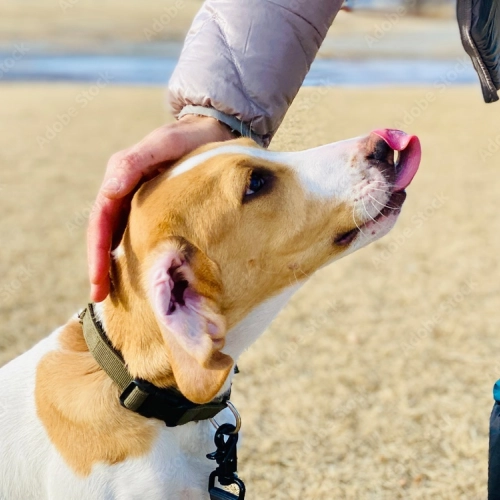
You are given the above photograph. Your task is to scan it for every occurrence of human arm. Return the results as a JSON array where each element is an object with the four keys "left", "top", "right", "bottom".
[{"left": 168, "top": 0, "right": 344, "bottom": 146}]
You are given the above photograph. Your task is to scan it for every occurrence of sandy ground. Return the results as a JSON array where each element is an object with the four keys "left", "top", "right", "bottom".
[{"left": 1, "top": 82, "right": 500, "bottom": 498}]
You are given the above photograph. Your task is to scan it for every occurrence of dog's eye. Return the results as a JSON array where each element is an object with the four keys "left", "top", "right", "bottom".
[{"left": 245, "top": 172, "right": 267, "bottom": 196}]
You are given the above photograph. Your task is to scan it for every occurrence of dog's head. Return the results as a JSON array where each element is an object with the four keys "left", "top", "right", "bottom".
[{"left": 108, "top": 130, "right": 420, "bottom": 403}]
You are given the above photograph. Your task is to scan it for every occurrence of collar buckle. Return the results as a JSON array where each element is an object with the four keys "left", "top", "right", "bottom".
[
  {"left": 119, "top": 376, "right": 231, "bottom": 427},
  {"left": 119, "top": 379, "right": 151, "bottom": 412}
]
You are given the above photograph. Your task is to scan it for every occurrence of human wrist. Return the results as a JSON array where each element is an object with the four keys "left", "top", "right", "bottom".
[
  {"left": 178, "top": 113, "right": 236, "bottom": 142},
  {"left": 178, "top": 106, "right": 266, "bottom": 147}
]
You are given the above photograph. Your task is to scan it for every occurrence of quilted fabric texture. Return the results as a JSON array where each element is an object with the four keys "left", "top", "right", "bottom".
[{"left": 168, "top": 0, "right": 342, "bottom": 142}]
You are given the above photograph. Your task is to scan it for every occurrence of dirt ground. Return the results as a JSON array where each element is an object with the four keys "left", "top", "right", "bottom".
[{"left": 1, "top": 82, "right": 499, "bottom": 499}]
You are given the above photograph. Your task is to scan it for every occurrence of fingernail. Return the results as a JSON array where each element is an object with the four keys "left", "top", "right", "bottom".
[
  {"left": 90, "top": 283, "right": 104, "bottom": 303},
  {"left": 102, "top": 178, "right": 122, "bottom": 195}
]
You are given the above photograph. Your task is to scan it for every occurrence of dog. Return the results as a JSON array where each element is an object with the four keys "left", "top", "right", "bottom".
[{"left": 0, "top": 129, "right": 420, "bottom": 499}]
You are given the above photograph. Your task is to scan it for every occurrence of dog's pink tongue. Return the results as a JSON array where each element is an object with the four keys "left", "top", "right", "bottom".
[{"left": 372, "top": 129, "right": 421, "bottom": 191}]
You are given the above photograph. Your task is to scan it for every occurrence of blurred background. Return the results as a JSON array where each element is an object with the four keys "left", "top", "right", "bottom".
[
  {"left": 0, "top": 0, "right": 469, "bottom": 84},
  {"left": 1, "top": 1, "right": 499, "bottom": 499}
]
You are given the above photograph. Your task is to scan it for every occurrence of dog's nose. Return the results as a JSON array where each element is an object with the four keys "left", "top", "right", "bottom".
[
  {"left": 365, "top": 132, "right": 396, "bottom": 184},
  {"left": 366, "top": 133, "right": 395, "bottom": 165}
]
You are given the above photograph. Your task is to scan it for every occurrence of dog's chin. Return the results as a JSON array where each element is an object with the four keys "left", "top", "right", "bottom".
[
  {"left": 365, "top": 190, "right": 406, "bottom": 232},
  {"left": 347, "top": 190, "right": 406, "bottom": 250}
]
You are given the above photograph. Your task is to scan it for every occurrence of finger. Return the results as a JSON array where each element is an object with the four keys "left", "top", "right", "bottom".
[
  {"left": 90, "top": 280, "right": 109, "bottom": 304},
  {"left": 87, "top": 128, "right": 183, "bottom": 301},
  {"left": 100, "top": 126, "right": 188, "bottom": 200},
  {"left": 87, "top": 194, "right": 124, "bottom": 301}
]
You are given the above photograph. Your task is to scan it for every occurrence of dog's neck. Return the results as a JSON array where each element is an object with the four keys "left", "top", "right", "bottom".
[{"left": 220, "top": 283, "right": 302, "bottom": 360}]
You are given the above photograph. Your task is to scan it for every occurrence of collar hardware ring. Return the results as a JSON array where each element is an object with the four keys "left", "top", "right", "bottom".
[{"left": 210, "top": 400, "right": 241, "bottom": 434}]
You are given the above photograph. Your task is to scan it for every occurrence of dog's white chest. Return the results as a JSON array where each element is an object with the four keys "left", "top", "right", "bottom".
[
  {"left": 43, "top": 427, "right": 216, "bottom": 500},
  {"left": 0, "top": 331, "right": 59, "bottom": 498},
  {"left": 0, "top": 327, "right": 221, "bottom": 500}
]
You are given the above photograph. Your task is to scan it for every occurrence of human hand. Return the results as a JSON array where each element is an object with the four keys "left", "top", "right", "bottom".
[{"left": 88, "top": 115, "right": 235, "bottom": 302}]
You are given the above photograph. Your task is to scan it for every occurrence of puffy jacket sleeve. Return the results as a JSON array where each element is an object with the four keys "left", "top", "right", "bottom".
[{"left": 167, "top": 0, "right": 343, "bottom": 146}]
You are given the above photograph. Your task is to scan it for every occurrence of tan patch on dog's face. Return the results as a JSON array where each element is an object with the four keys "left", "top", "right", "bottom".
[
  {"left": 131, "top": 139, "right": 355, "bottom": 329},
  {"left": 35, "top": 320, "right": 159, "bottom": 477}
]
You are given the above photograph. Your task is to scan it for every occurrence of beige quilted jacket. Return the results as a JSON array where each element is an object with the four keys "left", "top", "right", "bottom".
[{"left": 168, "top": 0, "right": 343, "bottom": 146}]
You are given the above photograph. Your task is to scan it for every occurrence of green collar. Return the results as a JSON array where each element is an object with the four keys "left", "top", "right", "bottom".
[{"left": 79, "top": 303, "right": 229, "bottom": 427}]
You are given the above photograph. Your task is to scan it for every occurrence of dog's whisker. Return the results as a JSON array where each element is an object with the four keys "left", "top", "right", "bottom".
[
  {"left": 367, "top": 194, "right": 399, "bottom": 211},
  {"left": 361, "top": 197, "right": 378, "bottom": 223},
  {"left": 367, "top": 186, "right": 391, "bottom": 195},
  {"left": 352, "top": 206, "right": 368, "bottom": 237},
  {"left": 367, "top": 194, "right": 387, "bottom": 207},
  {"left": 296, "top": 266, "right": 311, "bottom": 279}
]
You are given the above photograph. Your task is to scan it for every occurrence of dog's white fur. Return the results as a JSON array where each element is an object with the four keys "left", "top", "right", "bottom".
[{"left": 0, "top": 135, "right": 414, "bottom": 499}]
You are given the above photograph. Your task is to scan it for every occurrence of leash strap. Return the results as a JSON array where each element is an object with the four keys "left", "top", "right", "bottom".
[
  {"left": 79, "top": 303, "right": 229, "bottom": 427},
  {"left": 207, "top": 423, "right": 246, "bottom": 499}
]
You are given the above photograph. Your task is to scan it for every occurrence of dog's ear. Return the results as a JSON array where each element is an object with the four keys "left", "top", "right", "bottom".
[{"left": 147, "top": 237, "right": 233, "bottom": 404}]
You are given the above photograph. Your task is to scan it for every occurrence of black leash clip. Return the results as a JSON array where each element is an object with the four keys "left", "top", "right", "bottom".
[{"left": 207, "top": 423, "right": 246, "bottom": 500}]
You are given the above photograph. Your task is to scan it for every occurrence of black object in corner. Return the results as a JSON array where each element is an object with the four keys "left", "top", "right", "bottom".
[{"left": 457, "top": 0, "right": 500, "bottom": 103}]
